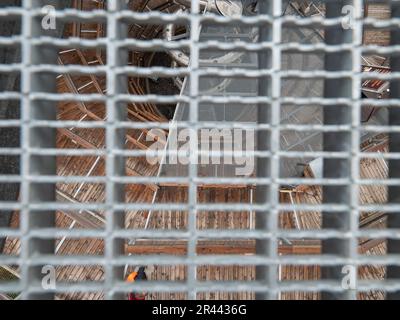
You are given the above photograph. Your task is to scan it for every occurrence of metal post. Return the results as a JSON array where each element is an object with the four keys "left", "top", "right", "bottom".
[
  {"left": 387, "top": 0, "right": 400, "bottom": 300},
  {"left": 105, "top": 0, "right": 127, "bottom": 300},
  {"left": 322, "top": 0, "right": 355, "bottom": 300},
  {"left": 256, "top": 0, "right": 277, "bottom": 300},
  {"left": 20, "top": 0, "right": 65, "bottom": 300}
]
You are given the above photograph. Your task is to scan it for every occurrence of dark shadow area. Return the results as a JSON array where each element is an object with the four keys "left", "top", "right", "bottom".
[{"left": 0, "top": 0, "right": 22, "bottom": 252}]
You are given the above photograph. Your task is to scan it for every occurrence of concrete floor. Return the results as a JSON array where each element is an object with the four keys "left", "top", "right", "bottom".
[
  {"left": 0, "top": 0, "right": 72, "bottom": 250},
  {"left": 0, "top": 0, "right": 22, "bottom": 251}
]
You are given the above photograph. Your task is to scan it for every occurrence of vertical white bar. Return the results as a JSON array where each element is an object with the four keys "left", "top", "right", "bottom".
[
  {"left": 188, "top": 0, "right": 200, "bottom": 300},
  {"left": 105, "top": 0, "right": 117, "bottom": 300},
  {"left": 269, "top": 0, "right": 282, "bottom": 300},
  {"left": 255, "top": 0, "right": 273, "bottom": 300},
  {"left": 20, "top": 0, "right": 32, "bottom": 300},
  {"left": 350, "top": 0, "right": 363, "bottom": 300}
]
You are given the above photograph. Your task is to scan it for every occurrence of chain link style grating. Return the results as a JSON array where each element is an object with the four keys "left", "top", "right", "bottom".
[{"left": 0, "top": 0, "right": 399, "bottom": 300}]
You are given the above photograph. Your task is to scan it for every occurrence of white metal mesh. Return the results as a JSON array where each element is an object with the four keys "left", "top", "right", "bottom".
[{"left": 0, "top": 0, "right": 399, "bottom": 300}]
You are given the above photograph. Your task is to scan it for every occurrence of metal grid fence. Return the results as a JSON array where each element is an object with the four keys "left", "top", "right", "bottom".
[{"left": 0, "top": 0, "right": 399, "bottom": 299}]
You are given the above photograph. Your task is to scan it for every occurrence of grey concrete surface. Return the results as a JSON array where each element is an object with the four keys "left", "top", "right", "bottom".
[
  {"left": 0, "top": 0, "right": 71, "bottom": 252},
  {"left": 0, "top": 0, "right": 22, "bottom": 253}
]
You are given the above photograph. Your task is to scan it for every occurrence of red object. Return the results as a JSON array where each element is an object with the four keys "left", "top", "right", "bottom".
[
  {"left": 127, "top": 267, "right": 147, "bottom": 300},
  {"left": 128, "top": 293, "right": 146, "bottom": 300}
]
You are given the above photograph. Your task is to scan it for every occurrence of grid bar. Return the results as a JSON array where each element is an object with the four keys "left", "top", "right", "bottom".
[
  {"left": 322, "top": 0, "right": 355, "bottom": 300},
  {"left": 0, "top": 0, "right": 400, "bottom": 300},
  {"left": 388, "top": 0, "right": 400, "bottom": 300}
]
